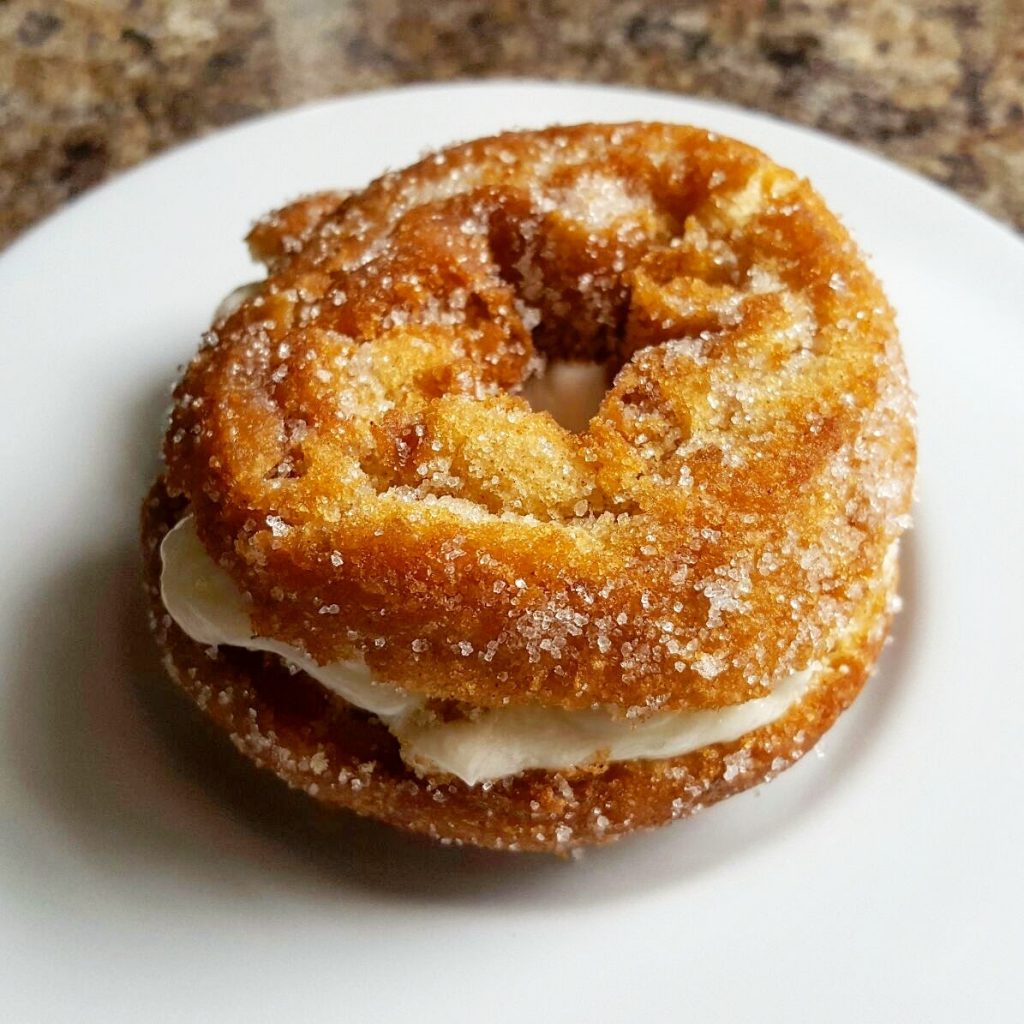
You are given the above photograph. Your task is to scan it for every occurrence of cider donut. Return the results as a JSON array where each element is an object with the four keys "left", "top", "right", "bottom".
[{"left": 145, "top": 123, "right": 915, "bottom": 852}]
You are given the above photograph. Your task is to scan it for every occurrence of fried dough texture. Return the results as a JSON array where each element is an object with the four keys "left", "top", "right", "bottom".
[{"left": 148, "top": 123, "right": 915, "bottom": 851}]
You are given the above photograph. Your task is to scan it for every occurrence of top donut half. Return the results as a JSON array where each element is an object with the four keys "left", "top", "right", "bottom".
[{"left": 164, "top": 123, "right": 916, "bottom": 715}]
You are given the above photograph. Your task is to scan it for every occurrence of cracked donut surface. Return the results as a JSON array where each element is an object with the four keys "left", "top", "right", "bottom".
[{"left": 146, "top": 123, "right": 915, "bottom": 852}]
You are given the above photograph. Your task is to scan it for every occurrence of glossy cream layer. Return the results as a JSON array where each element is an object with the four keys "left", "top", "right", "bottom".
[{"left": 160, "top": 516, "right": 814, "bottom": 785}]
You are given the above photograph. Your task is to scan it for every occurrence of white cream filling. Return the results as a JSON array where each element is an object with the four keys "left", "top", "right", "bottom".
[
  {"left": 160, "top": 516, "right": 814, "bottom": 785},
  {"left": 159, "top": 516, "right": 417, "bottom": 719}
]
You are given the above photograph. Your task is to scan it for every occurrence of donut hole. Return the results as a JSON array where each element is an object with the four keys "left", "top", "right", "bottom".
[{"left": 520, "top": 360, "right": 611, "bottom": 434}]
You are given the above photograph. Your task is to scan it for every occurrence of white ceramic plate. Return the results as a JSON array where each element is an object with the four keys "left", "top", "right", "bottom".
[{"left": 1, "top": 82, "right": 1021, "bottom": 1022}]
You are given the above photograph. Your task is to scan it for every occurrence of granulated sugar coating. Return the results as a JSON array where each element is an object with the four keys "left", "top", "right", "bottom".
[{"left": 147, "top": 123, "right": 916, "bottom": 852}]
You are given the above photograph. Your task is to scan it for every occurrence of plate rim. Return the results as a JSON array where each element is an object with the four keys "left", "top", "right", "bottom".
[{"left": 4, "top": 78, "right": 1021, "bottom": 269}]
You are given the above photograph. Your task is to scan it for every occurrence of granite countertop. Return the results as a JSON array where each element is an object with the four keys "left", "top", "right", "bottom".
[{"left": 2, "top": 0, "right": 1022, "bottom": 248}]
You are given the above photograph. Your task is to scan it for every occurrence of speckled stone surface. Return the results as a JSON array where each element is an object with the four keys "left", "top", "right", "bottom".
[{"left": 1, "top": 0, "right": 1022, "bottom": 248}]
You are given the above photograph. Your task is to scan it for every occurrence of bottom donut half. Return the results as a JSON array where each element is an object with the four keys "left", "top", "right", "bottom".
[{"left": 142, "top": 481, "right": 894, "bottom": 854}]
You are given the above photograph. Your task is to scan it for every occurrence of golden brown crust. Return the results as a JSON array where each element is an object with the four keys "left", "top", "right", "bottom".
[
  {"left": 245, "top": 190, "right": 349, "bottom": 270},
  {"left": 147, "top": 123, "right": 915, "bottom": 851},
  {"left": 143, "top": 479, "right": 892, "bottom": 853},
  {"left": 162, "top": 123, "right": 914, "bottom": 715}
]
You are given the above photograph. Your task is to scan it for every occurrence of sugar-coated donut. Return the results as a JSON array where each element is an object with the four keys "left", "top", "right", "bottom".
[{"left": 145, "top": 123, "right": 915, "bottom": 852}]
